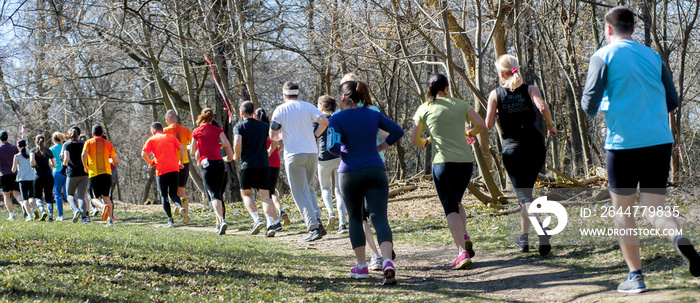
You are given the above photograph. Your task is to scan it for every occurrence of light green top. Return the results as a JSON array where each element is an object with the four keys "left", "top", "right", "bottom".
[{"left": 413, "top": 96, "right": 474, "bottom": 164}]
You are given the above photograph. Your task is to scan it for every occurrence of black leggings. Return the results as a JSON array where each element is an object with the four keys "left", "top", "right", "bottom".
[
  {"left": 156, "top": 171, "right": 181, "bottom": 218},
  {"left": 201, "top": 160, "right": 225, "bottom": 201},
  {"left": 19, "top": 180, "right": 33, "bottom": 201},
  {"left": 433, "top": 162, "right": 473, "bottom": 215},
  {"left": 33, "top": 175, "right": 54, "bottom": 203},
  {"left": 502, "top": 136, "right": 545, "bottom": 204},
  {"left": 339, "top": 166, "right": 392, "bottom": 249}
]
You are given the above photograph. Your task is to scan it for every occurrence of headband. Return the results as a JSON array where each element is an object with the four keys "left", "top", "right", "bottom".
[{"left": 283, "top": 89, "right": 299, "bottom": 96}]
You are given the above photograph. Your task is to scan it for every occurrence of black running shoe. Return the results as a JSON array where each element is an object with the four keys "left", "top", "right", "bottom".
[
  {"left": 538, "top": 227, "right": 552, "bottom": 256},
  {"left": 318, "top": 220, "right": 327, "bottom": 236},
  {"left": 265, "top": 225, "right": 276, "bottom": 237},
  {"left": 674, "top": 236, "right": 700, "bottom": 277}
]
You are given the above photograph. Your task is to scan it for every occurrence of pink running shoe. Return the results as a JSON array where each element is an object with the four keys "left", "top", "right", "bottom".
[
  {"left": 382, "top": 260, "right": 397, "bottom": 285},
  {"left": 464, "top": 234, "right": 475, "bottom": 258},
  {"left": 451, "top": 251, "right": 472, "bottom": 270},
  {"left": 350, "top": 265, "right": 369, "bottom": 279}
]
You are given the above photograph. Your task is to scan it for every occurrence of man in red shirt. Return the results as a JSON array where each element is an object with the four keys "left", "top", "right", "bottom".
[{"left": 142, "top": 122, "right": 187, "bottom": 228}]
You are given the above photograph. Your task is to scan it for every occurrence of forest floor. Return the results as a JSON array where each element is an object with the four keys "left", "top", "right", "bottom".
[{"left": 1, "top": 183, "right": 699, "bottom": 302}]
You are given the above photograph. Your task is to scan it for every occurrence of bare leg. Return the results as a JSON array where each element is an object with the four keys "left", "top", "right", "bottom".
[
  {"left": 363, "top": 221, "right": 380, "bottom": 256},
  {"left": 640, "top": 192, "right": 681, "bottom": 241},
  {"left": 446, "top": 212, "right": 467, "bottom": 252},
  {"left": 353, "top": 245, "right": 367, "bottom": 265},
  {"left": 259, "top": 189, "right": 277, "bottom": 220},
  {"left": 3, "top": 192, "right": 13, "bottom": 213},
  {"left": 611, "top": 192, "right": 641, "bottom": 271},
  {"left": 102, "top": 196, "right": 113, "bottom": 218},
  {"left": 379, "top": 241, "right": 394, "bottom": 261},
  {"left": 212, "top": 199, "right": 225, "bottom": 223},
  {"left": 241, "top": 189, "right": 259, "bottom": 219}
]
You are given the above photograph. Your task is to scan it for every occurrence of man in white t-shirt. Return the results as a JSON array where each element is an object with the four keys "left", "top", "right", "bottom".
[{"left": 270, "top": 81, "right": 328, "bottom": 242}]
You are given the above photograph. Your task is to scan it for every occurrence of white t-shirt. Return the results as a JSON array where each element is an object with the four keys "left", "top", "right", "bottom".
[{"left": 271, "top": 99, "right": 324, "bottom": 158}]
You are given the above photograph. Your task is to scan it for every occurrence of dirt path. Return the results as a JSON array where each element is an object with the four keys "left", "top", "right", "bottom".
[{"left": 161, "top": 222, "right": 696, "bottom": 303}]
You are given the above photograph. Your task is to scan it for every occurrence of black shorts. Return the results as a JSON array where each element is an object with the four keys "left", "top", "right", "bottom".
[
  {"left": 607, "top": 143, "right": 672, "bottom": 195},
  {"left": 1, "top": 174, "right": 19, "bottom": 193},
  {"left": 240, "top": 167, "right": 271, "bottom": 190},
  {"left": 19, "top": 180, "right": 33, "bottom": 200},
  {"left": 178, "top": 163, "right": 190, "bottom": 188},
  {"left": 269, "top": 167, "right": 280, "bottom": 191},
  {"left": 89, "top": 174, "right": 113, "bottom": 198}
]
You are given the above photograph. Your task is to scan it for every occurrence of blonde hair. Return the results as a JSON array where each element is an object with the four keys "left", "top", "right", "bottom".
[
  {"left": 52, "top": 132, "right": 65, "bottom": 144},
  {"left": 495, "top": 54, "right": 523, "bottom": 90},
  {"left": 196, "top": 108, "right": 214, "bottom": 126},
  {"left": 340, "top": 73, "right": 359, "bottom": 83}
]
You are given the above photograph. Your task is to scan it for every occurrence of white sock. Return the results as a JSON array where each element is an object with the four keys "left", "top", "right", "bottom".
[
  {"left": 266, "top": 216, "right": 274, "bottom": 226},
  {"left": 274, "top": 219, "right": 280, "bottom": 225},
  {"left": 251, "top": 212, "right": 259, "bottom": 221},
  {"left": 356, "top": 263, "right": 367, "bottom": 269},
  {"left": 373, "top": 253, "right": 381, "bottom": 259}
]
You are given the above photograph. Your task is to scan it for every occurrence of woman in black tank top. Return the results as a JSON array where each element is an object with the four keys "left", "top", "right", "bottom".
[{"left": 485, "top": 54, "right": 558, "bottom": 256}]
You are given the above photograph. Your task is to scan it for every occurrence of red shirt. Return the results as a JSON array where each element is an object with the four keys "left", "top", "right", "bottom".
[
  {"left": 142, "top": 133, "right": 183, "bottom": 176},
  {"left": 192, "top": 124, "right": 224, "bottom": 163},
  {"left": 266, "top": 139, "right": 281, "bottom": 168}
]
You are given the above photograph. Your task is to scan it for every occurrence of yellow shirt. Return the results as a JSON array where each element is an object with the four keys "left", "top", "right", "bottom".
[{"left": 82, "top": 137, "right": 116, "bottom": 178}]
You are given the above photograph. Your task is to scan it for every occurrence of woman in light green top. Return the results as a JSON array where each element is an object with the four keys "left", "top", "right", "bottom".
[{"left": 410, "top": 73, "right": 486, "bottom": 270}]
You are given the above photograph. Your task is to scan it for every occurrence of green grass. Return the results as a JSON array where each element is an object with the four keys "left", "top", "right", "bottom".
[{"left": 0, "top": 196, "right": 698, "bottom": 302}]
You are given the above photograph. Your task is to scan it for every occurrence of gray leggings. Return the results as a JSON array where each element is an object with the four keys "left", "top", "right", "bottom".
[
  {"left": 285, "top": 153, "right": 322, "bottom": 231},
  {"left": 339, "top": 166, "right": 392, "bottom": 249},
  {"left": 66, "top": 176, "right": 89, "bottom": 218},
  {"left": 318, "top": 158, "right": 347, "bottom": 224}
]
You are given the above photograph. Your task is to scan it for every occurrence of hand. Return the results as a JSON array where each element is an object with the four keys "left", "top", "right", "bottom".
[
  {"left": 178, "top": 162, "right": 184, "bottom": 169},
  {"left": 149, "top": 161, "right": 156, "bottom": 167},
  {"left": 233, "top": 154, "right": 239, "bottom": 161},
  {"left": 422, "top": 137, "right": 431, "bottom": 149},
  {"left": 547, "top": 126, "right": 558, "bottom": 136},
  {"left": 465, "top": 127, "right": 474, "bottom": 138}
]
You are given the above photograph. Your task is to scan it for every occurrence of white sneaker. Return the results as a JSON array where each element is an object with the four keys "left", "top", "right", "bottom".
[
  {"left": 56, "top": 216, "right": 64, "bottom": 221},
  {"left": 369, "top": 254, "right": 382, "bottom": 271},
  {"left": 7, "top": 213, "right": 15, "bottom": 221},
  {"left": 25, "top": 215, "right": 32, "bottom": 222}
]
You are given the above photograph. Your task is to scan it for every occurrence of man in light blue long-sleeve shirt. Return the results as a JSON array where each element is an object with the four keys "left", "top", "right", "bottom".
[{"left": 581, "top": 6, "right": 699, "bottom": 294}]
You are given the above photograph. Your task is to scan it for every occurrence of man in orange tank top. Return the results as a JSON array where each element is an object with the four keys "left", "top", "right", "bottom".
[{"left": 81, "top": 125, "right": 120, "bottom": 227}]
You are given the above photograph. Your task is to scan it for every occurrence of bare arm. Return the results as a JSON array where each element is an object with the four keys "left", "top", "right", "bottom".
[
  {"left": 314, "top": 115, "right": 329, "bottom": 138},
  {"left": 529, "top": 85, "right": 558, "bottom": 136},
  {"left": 190, "top": 137, "right": 199, "bottom": 160},
  {"left": 485, "top": 90, "right": 498, "bottom": 130},
  {"left": 178, "top": 145, "right": 186, "bottom": 169},
  {"left": 141, "top": 151, "right": 155, "bottom": 167},
  {"left": 269, "top": 128, "right": 282, "bottom": 141},
  {"left": 233, "top": 134, "right": 242, "bottom": 161},
  {"left": 410, "top": 121, "right": 430, "bottom": 147},
  {"left": 466, "top": 109, "right": 487, "bottom": 137},
  {"left": 11, "top": 155, "right": 17, "bottom": 173},
  {"left": 63, "top": 150, "right": 70, "bottom": 166},
  {"left": 81, "top": 150, "right": 89, "bottom": 173},
  {"left": 219, "top": 132, "right": 235, "bottom": 162},
  {"left": 111, "top": 154, "right": 120, "bottom": 165},
  {"left": 49, "top": 157, "right": 56, "bottom": 169},
  {"left": 267, "top": 140, "right": 278, "bottom": 156},
  {"left": 30, "top": 152, "right": 36, "bottom": 167}
]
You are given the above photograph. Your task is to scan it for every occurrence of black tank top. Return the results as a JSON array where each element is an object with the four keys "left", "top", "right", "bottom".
[{"left": 496, "top": 84, "right": 543, "bottom": 148}]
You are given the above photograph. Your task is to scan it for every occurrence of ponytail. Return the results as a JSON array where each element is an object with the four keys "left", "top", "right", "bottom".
[
  {"left": 35, "top": 135, "right": 46, "bottom": 157},
  {"left": 254, "top": 108, "right": 270, "bottom": 124},
  {"left": 196, "top": 108, "right": 215, "bottom": 126},
  {"left": 52, "top": 132, "right": 65, "bottom": 144},
  {"left": 338, "top": 81, "right": 372, "bottom": 108},
  {"left": 67, "top": 127, "right": 80, "bottom": 142},
  {"left": 426, "top": 73, "right": 449, "bottom": 104},
  {"left": 17, "top": 139, "right": 28, "bottom": 159},
  {"left": 495, "top": 54, "right": 524, "bottom": 90}
]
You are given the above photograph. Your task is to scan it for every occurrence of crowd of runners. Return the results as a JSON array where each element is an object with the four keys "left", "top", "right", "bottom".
[{"left": 0, "top": 5, "right": 697, "bottom": 292}]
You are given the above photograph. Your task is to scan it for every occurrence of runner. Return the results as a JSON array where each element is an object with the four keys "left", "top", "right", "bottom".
[
  {"left": 314, "top": 95, "right": 347, "bottom": 233},
  {"left": 233, "top": 101, "right": 279, "bottom": 237},
  {"left": 485, "top": 54, "right": 558, "bottom": 256},
  {"left": 191, "top": 108, "right": 234, "bottom": 235},
  {"left": 269, "top": 81, "right": 329, "bottom": 242},
  {"left": 410, "top": 73, "right": 487, "bottom": 269},
  {"left": 12, "top": 139, "right": 39, "bottom": 221},
  {"left": 142, "top": 122, "right": 186, "bottom": 228},
  {"left": 581, "top": 6, "right": 699, "bottom": 293},
  {"left": 63, "top": 127, "right": 90, "bottom": 223},
  {"left": 50, "top": 132, "right": 67, "bottom": 221},
  {"left": 0, "top": 130, "right": 22, "bottom": 220},
  {"left": 339, "top": 73, "right": 388, "bottom": 269},
  {"left": 81, "top": 125, "right": 120, "bottom": 227},
  {"left": 254, "top": 108, "right": 289, "bottom": 228},
  {"left": 163, "top": 110, "right": 191, "bottom": 223},
  {"left": 328, "top": 80, "right": 404, "bottom": 285},
  {"left": 30, "top": 135, "right": 56, "bottom": 221}
]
